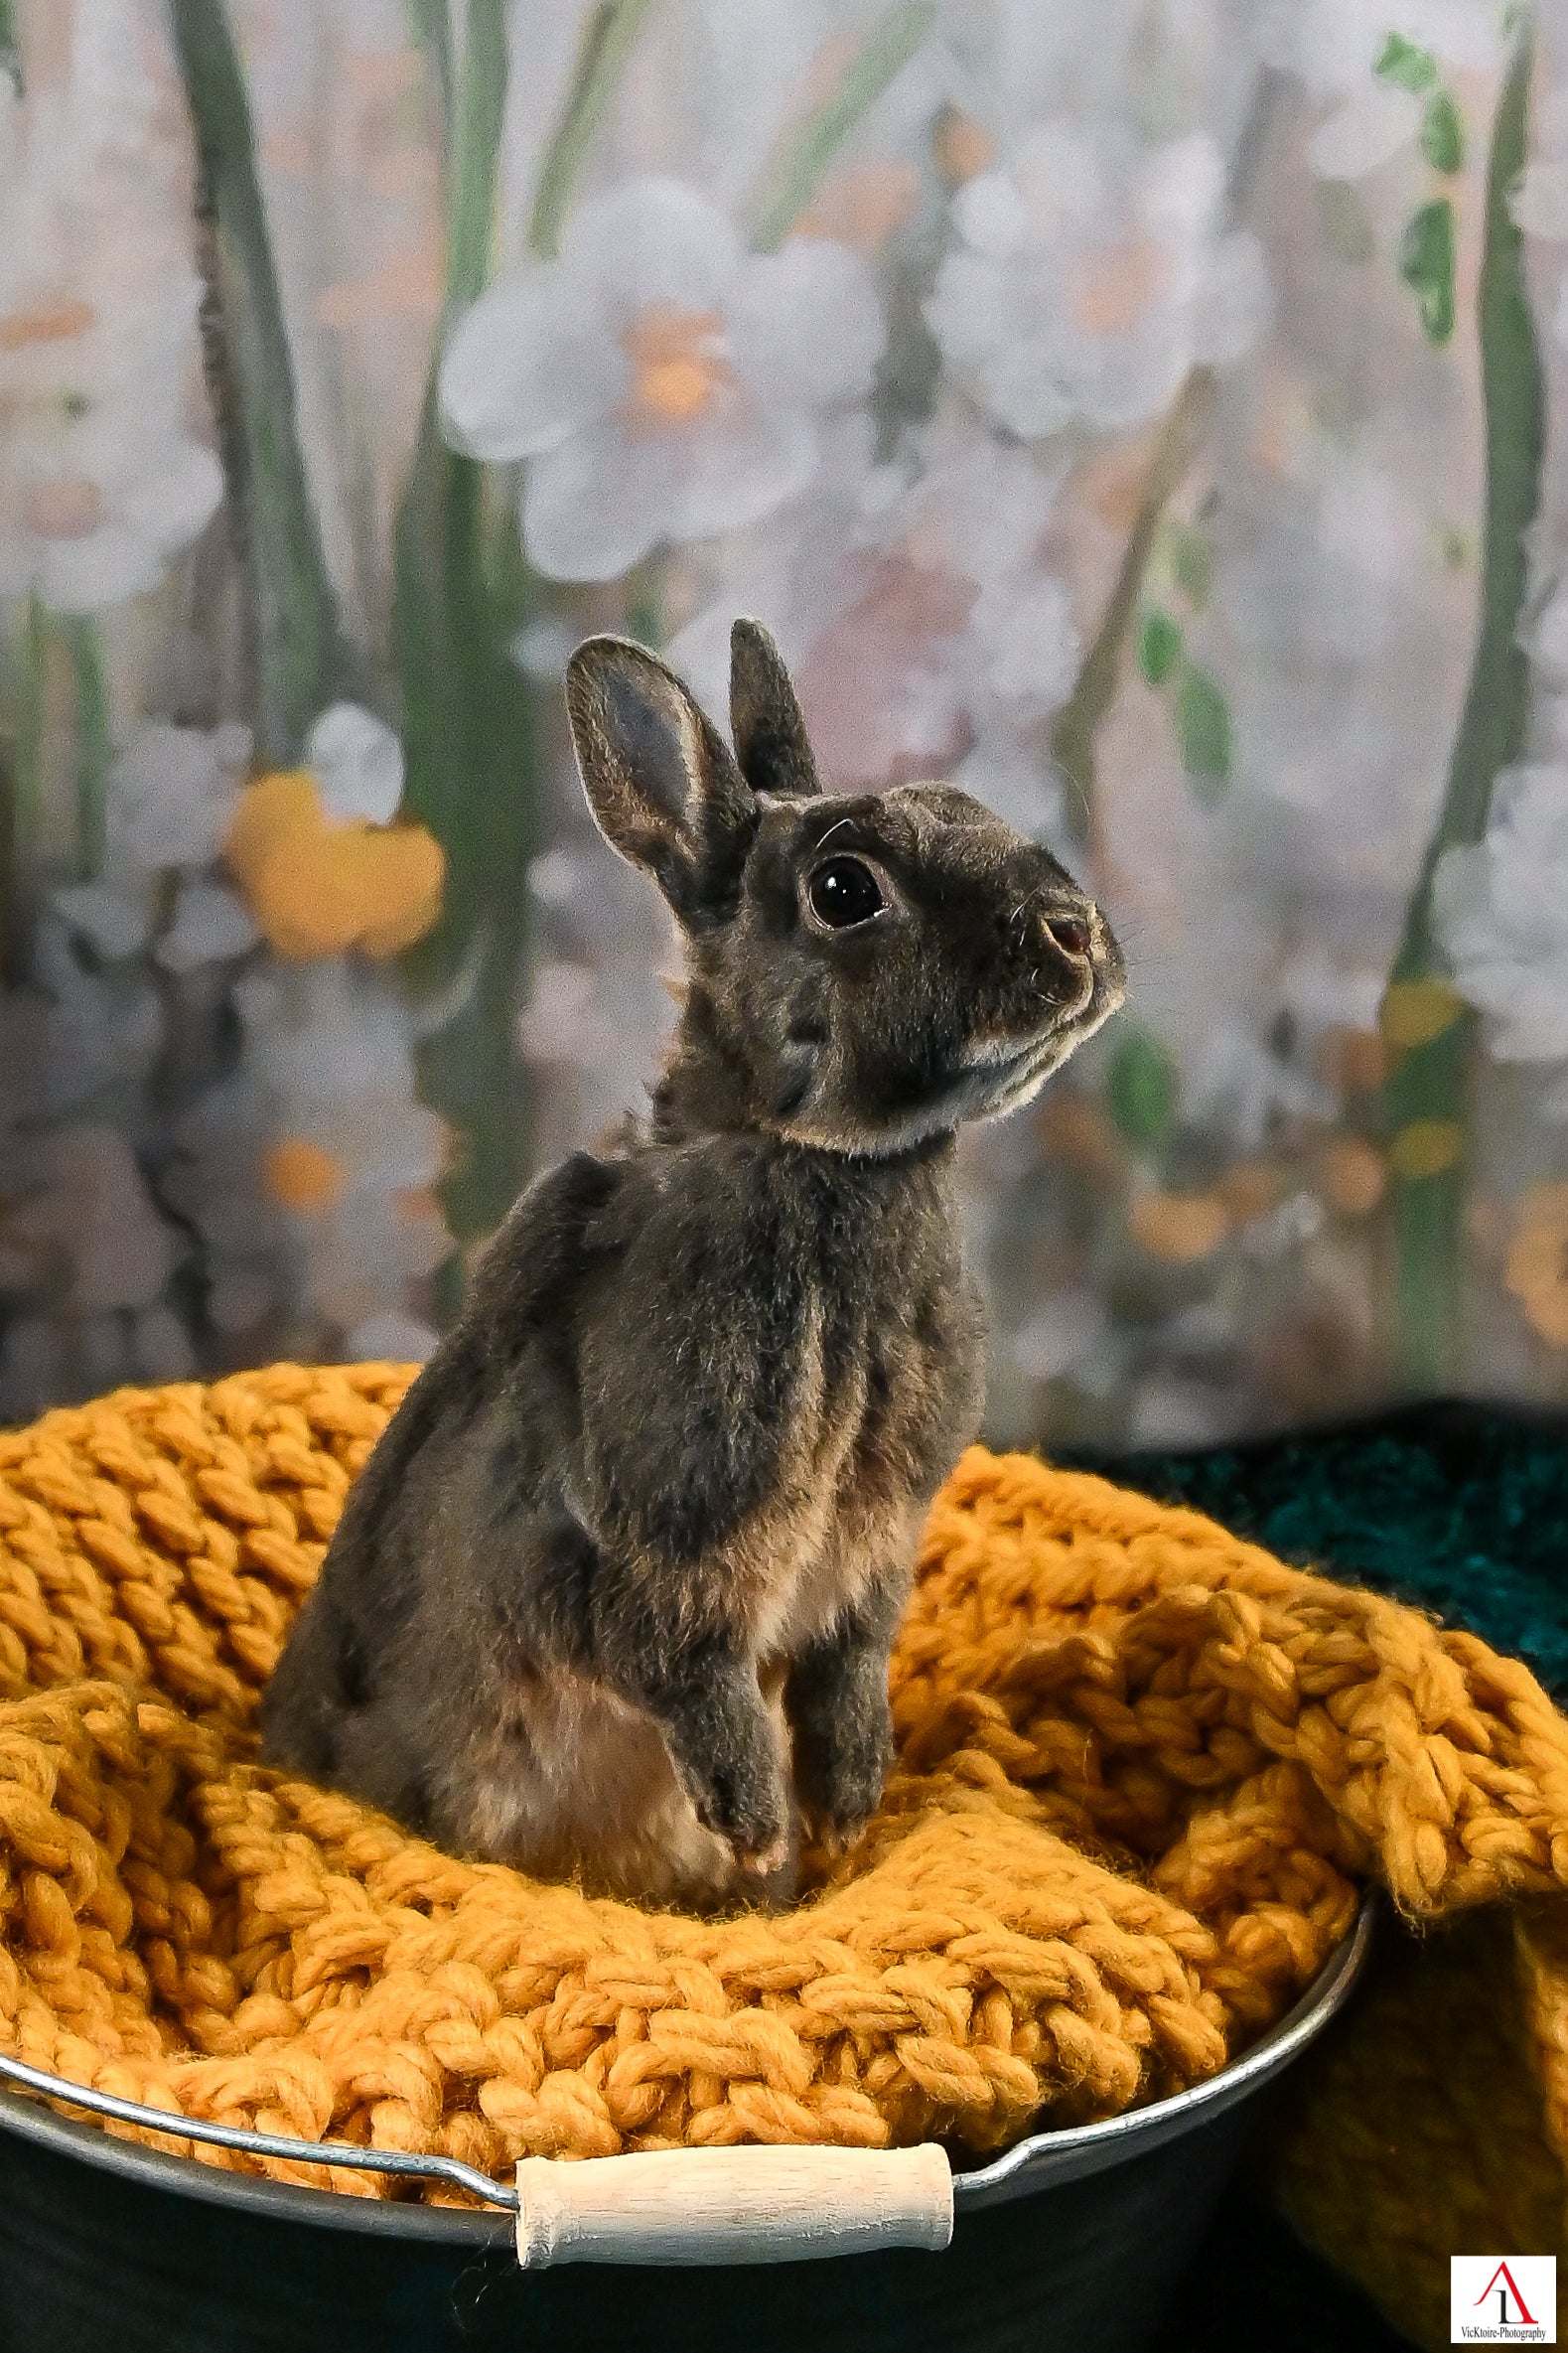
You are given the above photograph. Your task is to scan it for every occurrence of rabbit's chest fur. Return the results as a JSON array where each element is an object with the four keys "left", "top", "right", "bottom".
[
  {"left": 569, "top": 1130, "right": 983, "bottom": 1648},
  {"left": 261, "top": 1132, "right": 981, "bottom": 1905}
]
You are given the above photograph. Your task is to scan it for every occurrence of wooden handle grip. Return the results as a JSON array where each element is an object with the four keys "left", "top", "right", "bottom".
[{"left": 514, "top": 2142, "right": 954, "bottom": 2269}]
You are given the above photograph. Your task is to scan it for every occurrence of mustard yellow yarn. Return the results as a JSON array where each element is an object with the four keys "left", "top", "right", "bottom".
[
  {"left": 0, "top": 1363, "right": 1565, "bottom": 2292},
  {"left": 1271, "top": 1910, "right": 1566, "bottom": 2351}
]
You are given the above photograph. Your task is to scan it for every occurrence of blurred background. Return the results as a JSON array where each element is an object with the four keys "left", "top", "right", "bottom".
[{"left": 0, "top": 0, "right": 1565, "bottom": 1450}]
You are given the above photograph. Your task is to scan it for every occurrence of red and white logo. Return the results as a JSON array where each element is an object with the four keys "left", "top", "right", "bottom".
[{"left": 1452, "top": 2258, "right": 1556, "bottom": 2344}]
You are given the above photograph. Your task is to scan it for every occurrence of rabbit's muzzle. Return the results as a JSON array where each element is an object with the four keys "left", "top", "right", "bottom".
[{"left": 1033, "top": 898, "right": 1122, "bottom": 1023}]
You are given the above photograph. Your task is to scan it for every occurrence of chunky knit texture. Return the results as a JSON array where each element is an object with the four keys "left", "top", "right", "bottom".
[
  {"left": 1269, "top": 1907, "right": 1566, "bottom": 2352},
  {"left": 1115, "top": 1409, "right": 1568, "bottom": 2352},
  {"left": 1, "top": 1366, "right": 1566, "bottom": 2245}
]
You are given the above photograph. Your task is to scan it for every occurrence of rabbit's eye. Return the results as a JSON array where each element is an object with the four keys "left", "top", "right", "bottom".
[{"left": 805, "top": 855, "right": 885, "bottom": 931}]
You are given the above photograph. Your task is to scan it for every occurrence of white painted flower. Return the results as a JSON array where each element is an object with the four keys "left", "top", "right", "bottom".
[
  {"left": 439, "top": 179, "right": 884, "bottom": 581},
  {"left": 1257, "top": 0, "right": 1497, "bottom": 93},
  {"left": 1534, "top": 581, "right": 1568, "bottom": 689},
  {"left": 1435, "top": 765, "right": 1568, "bottom": 1063},
  {"left": 1010, "top": 1287, "right": 1115, "bottom": 1384},
  {"left": 951, "top": 732, "right": 1069, "bottom": 844},
  {"left": 1258, "top": 0, "right": 1500, "bottom": 180},
  {"left": 0, "top": 10, "right": 222, "bottom": 610},
  {"left": 52, "top": 702, "right": 403, "bottom": 965},
  {"left": 167, "top": 961, "right": 452, "bottom": 1342},
  {"left": 49, "top": 880, "right": 152, "bottom": 962},
  {"left": 28, "top": 917, "right": 161, "bottom": 1118},
  {"left": 1306, "top": 84, "right": 1424, "bottom": 181},
  {"left": 1, "top": 1123, "right": 180, "bottom": 1315},
  {"left": 155, "top": 882, "right": 259, "bottom": 975},
  {"left": 1513, "top": 84, "right": 1568, "bottom": 243},
  {"left": 965, "top": 571, "right": 1077, "bottom": 709},
  {"left": 106, "top": 720, "right": 254, "bottom": 870},
  {"left": 668, "top": 422, "right": 1077, "bottom": 795},
  {"left": 1274, "top": 950, "right": 1386, "bottom": 1053},
  {"left": 1184, "top": 1021, "right": 1334, "bottom": 1148},
  {"left": 51, "top": 718, "right": 252, "bottom": 960},
  {"left": 306, "top": 703, "right": 404, "bottom": 824},
  {"left": 927, "top": 122, "right": 1268, "bottom": 438},
  {"left": 663, "top": 414, "right": 894, "bottom": 725},
  {"left": 346, "top": 1309, "right": 439, "bottom": 1365}
]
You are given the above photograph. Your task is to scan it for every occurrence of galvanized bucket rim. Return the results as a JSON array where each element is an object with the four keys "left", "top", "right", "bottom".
[{"left": 0, "top": 1895, "right": 1374, "bottom": 2246}]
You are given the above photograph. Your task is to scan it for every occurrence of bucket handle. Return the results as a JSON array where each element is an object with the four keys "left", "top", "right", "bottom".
[
  {"left": 0, "top": 2048, "right": 953, "bottom": 2266},
  {"left": 515, "top": 2142, "right": 954, "bottom": 2268},
  {"left": 0, "top": 2047, "right": 516, "bottom": 2210}
]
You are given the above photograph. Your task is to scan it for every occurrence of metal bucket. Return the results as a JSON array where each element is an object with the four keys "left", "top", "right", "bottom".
[{"left": 0, "top": 1900, "right": 1372, "bottom": 2353}]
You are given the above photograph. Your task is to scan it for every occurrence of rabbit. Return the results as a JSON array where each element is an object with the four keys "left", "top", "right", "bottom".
[{"left": 260, "top": 619, "right": 1126, "bottom": 1910}]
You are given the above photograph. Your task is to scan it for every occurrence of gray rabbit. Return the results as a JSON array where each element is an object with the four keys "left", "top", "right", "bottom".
[{"left": 260, "top": 621, "right": 1125, "bottom": 1908}]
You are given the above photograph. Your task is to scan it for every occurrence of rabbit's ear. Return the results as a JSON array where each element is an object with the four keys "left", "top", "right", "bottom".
[
  {"left": 566, "top": 637, "right": 758, "bottom": 924},
  {"left": 729, "top": 618, "right": 820, "bottom": 800}
]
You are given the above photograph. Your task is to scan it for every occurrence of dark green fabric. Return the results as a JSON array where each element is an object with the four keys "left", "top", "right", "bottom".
[{"left": 1088, "top": 1400, "right": 1568, "bottom": 2353}]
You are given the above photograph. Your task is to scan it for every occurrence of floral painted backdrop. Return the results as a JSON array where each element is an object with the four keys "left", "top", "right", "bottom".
[{"left": 1, "top": 0, "right": 1566, "bottom": 1447}]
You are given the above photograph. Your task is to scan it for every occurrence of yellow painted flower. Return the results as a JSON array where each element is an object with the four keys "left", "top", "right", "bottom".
[
  {"left": 1505, "top": 1186, "right": 1568, "bottom": 1349},
  {"left": 1387, "top": 1119, "right": 1465, "bottom": 1181},
  {"left": 224, "top": 770, "right": 444, "bottom": 962},
  {"left": 1379, "top": 977, "right": 1467, "bottom": 1052}
]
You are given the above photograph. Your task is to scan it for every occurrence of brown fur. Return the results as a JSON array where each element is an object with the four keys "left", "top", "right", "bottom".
[{"left": 260, "top": 621, "right": 1125, "bottom": 1909}]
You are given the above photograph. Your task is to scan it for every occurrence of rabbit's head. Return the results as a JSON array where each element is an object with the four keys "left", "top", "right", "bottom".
[{"left": 565, "top": 621, "right": 1125, "bottom": 1155}]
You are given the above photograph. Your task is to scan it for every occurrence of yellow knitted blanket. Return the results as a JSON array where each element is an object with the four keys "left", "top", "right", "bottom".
[{"left": 0, "top": 1365, "right": 1564, "bottom": 2337}]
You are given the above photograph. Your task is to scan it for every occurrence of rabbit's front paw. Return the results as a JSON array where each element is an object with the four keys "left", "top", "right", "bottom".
[
  {"left": 689, "top": 1756, "right": 789, "bottom": 1872},
  {"left": 797, "top": 1714, "right": 893, "bottom": 1851}
]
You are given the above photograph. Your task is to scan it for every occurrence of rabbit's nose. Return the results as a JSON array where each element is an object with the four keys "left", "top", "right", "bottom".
[{"left": 1043, "top": 907, "right": 1093, "bottom": 958}]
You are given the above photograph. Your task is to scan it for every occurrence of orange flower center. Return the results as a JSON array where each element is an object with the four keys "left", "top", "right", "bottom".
[
  {"left": 0, "top": 296, "right": 95, "bottom": 352},
  {"left": 25, "top": 476, "right": 103, "bottom": 540},
  {"left": 1068, "top": 238, "right": 1163, "bottom": 339},
  {"left": 932, "top": 107, "right": 995, "bottom": 189},
  {"left": 796, "top": 160, "right": 919, "bottom": 251},
  {"left": 622, "top": 304, "right": 730, "bottom": 425},
  {"left": 1127, "top": 1190, "right": 1230, "bottom": 1264},
  {"left": 263, "top": 1136, "right": 347, "bottom": 1213}
]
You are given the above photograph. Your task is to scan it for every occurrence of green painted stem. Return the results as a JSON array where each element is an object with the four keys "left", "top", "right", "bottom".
[
  {"left": 401, "top": 0, "right": 454, "bottom": 167},
  {"left": 395, "top": 0, "right": 665, "bottom": 1250},
  {"left": 528, "top": 0, "right": 660, "bottom": 261},
  {"left": 1050, "top": 368, "right": 1215, "bottom": 845},
  {"left": 748, "top": 0, "right": 936, "bottom": 253},
  {"left": 1382, "top": 31, "right": 1542, "bottom": 1392},
  {"left": 1046, "top": 76, "right": 1273, "bottom": 848},
  {"left": 62, "top": 616, "right": 112, "bottom": 881},
  {"left": 395, "top": 415, "right": 540, "bottom": 1245},
  {"left": 448, "top": 0, "right": 509, "bottom": 298},
  {"left": 0, "top": 0, "right": 21, "bottom": 96},
  {"left": 395, "top": 0, "right": 541, "bottom": 1250},
  {"left": 0, "top": 598, "right": 46, "bottom": 983},
  {"left": 168, "top": 0, "right": 345, "bottom": 762},
  {"left": 13, "top": 597, "right": 44, "bottom": 877}
]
